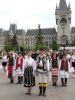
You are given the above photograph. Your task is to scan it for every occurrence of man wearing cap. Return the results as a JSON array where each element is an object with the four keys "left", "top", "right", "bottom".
[{"left": 36, "top": 48, "right": 50, "bottom": 97}]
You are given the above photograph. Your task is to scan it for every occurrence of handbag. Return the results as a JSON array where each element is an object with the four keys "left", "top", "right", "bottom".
[
  {"left": 13, "top": 70, "right": 16, "bottom": 77},
  {"left": 69, "top": 67, "right": 74, "bottom": 72}
]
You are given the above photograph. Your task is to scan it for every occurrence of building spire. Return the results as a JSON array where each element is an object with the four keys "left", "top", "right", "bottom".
[
  {"left": 68, "top": 2, "right": 71, "bottom": 9},
  {"left": 59, "top": 0, "right": 67, "bottom": 11},
  {"left": 56, "top": 3, "right": 58, "bottom": 10}
]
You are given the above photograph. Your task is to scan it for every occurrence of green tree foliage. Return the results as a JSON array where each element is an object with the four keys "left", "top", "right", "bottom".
[
  {"left": 4, "top": 34, "right": 18, "bottom": 51},
  {"left": 35, "top": 24, "right": 47, "bottom": 50},
  {"left": 71, "top": 37, "right": 75, "bottom": 46},
  {"left": 36, "top": 44, "right": 48, "bottom": 50},
  {"left": 5, "top": 34, "right": 11, "bottom": 45},
  {"left": 4, "top": 45, "right": 13, "bottom": 51},
  {"left": 12, "top": 34, "right": 18, "bottom": 47},
  {"left": 51, "top": 40, "right": 58, "bottom": 51},
  {"left": 36, "top": 24, "right": 43, "bottom": 46}
]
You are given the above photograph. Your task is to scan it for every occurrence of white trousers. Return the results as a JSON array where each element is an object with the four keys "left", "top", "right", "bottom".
[
  {"left": 16, "top": 67, "right": 24, "bottom": 76},
  {"left": 60, "top": 70, "right": 69, "bottom": 78},
  {"left": 38, "top": 73, "right": 48, "bottom": 83}
]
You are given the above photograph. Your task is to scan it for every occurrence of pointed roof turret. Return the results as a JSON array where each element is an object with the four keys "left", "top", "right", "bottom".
[
  {"left": 59, "top": 0, "right": 67, "bottom": 11},
  {"left": 68, "top": 2, "right": 71, "bottom": 9},
  {"left": 56, "top": 3, "right": 58, "bottom": 10}
]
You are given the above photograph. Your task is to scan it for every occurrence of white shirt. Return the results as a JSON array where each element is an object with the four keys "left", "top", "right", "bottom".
[{"left": 2, "top": 56, "right": 7, "bottom": 62}]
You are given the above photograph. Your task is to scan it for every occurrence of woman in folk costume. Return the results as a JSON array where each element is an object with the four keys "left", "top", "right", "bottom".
[
  {"left": 36, "top": 48, "right": 50, "bottom": 97},
  {"left": 70, "top": 51, "right": 75, "bottom": 77},
  {"left": 7, "top": 52, "right": 15, "bottom": 83},
  {"left": 23, "top": 51, "right": 36, "bottom": 95},
  {"left": 59, "top": 54, "right": 70, "bottom": 86},
  {"left": 51, "top": 52, "right": 59, "bottom": 86},
  {"left": 2, "top": 52, "right": 7, "bottom": 74},
  {"left": 16, "top": 52, "right": 23, "bottom": 84}
]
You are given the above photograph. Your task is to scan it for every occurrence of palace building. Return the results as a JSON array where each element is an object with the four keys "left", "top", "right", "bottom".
[{"left": 0, "top": 0, "right": 75, "bottom": 50}]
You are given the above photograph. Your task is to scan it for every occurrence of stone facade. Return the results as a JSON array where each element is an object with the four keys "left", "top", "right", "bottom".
[
  {"left": 55, "top": 0, "right": 71, "bottom": 46},
  {"left": 0, "top": 24, "right": 26, "bottom": 51},
  {"left": 26, "top": 28, "right": 57, "bottom": 49}
]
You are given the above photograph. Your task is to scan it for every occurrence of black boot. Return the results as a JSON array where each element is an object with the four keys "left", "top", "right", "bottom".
[
  {"left": 16, "top": 76, "right": 20, "bottom": 84},
  {"left": 43, "top": 87, "right": 46, "bottom": 97},
  {"left": 38, "top": 86, "right": 42, "bottom": 96},
  {"left": 20, "top": 76, "right": 23, "bottom": 84},
  {"left": 52, "top": 81, "right": 55, "bottom": 86},
  {"left": 53, "top": 81, "right": 57, "bottom": 86},
  {"left": 65, "top": 78, "right": 67, "bottom": 86},
  {"left": 10, "top": 78, "right": 14, "bottom": 83},
  {"left": 61, "top": 78, "right": 64, "bottom": 86},
  {"left": 54, "top": 82, "right": 57, "bottom": 86}
]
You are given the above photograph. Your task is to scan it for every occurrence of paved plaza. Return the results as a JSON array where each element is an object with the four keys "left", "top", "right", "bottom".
[{"left": 0, "top": 67, "right": 75, "bottom": 100}]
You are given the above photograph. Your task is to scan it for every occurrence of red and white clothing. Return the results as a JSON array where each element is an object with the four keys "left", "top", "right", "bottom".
[
  {"left": 16, "top": 56, "right": 23, "bottom": 76},
  {"left": 59, "top": 59, "right": 70, "bottom": 78}
]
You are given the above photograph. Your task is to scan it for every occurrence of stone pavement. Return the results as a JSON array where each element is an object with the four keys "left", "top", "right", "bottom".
[{"left": 0, "top": 68, "right": 75, "bottom": 100}]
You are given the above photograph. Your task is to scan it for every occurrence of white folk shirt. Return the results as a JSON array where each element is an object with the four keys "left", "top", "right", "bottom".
[
  {"left": 23, "top": 57, "right": 36, "bottom": 75},
  {"left": 71, "top": 56, "right": 75, "bottom": 62}
]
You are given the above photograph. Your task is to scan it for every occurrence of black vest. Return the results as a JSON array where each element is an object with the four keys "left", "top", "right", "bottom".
[{"left": 37, "top": 56, "right": 47, "bottom": 71}]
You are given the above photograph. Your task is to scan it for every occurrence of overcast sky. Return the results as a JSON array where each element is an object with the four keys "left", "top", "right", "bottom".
[{"left": 0, "top": 0, "right": 74, "bottom": 30}]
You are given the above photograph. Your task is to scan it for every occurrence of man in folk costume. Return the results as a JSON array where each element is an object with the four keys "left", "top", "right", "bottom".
[
  {"left": 16, "top": 52, "right": 23, "bottom": 84},
  {"left": 36, "top": 48, "right": 50, "bottom": 97},
  {"left": 59, "top": 54, "right": 70, "bottom": 86},
  {"left": 23, "top": 51, "right": 36, "bottom": 95},
  {"left": 51, "top": 52, "right": 59, "bottom": 86}
]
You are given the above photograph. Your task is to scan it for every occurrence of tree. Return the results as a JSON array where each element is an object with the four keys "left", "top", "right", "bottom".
[
  {"left": 4, "top": 45, "right": 13, "bottom": 52},
  {"left": 4, "top": 34, "right": 13, "bottom": 51},
  {"left": 71, "top": 37, "right": 75, "bottom": 46},
  {"left": 5, "top": 34, "right": 11, "bottom": 45},
  {"left": 51, "top": 40, "right": 58, "bottom": 51},
  {"left": 4, "top": 34, "right": 18, "bottom": 51},
  {"left": 36, "top": 24, "right": 47, "bottom": 50},
  {"left": 36, "top": 24, "right": 43, "bottom": 44},
  {"left": 12, "top": 34, "right": 18, "bottom": 48}
]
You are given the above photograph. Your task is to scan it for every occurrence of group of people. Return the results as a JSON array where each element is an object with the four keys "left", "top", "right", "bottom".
[{"left": 1, "top": 49, "right": 75, "bottom": 97}]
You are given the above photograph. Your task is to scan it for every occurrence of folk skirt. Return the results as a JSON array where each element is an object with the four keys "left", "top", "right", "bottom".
[
  {"left": 24, "top": 67, "right": 35, "bottom": 87},
  {"left": 2, "top": 62, "right": 7, "bottom": 67},
  {"left": 51, "top": 68, "right": 58, "bottom": 81},
  {"left": 8, "top": 64, "right": 13, "bottom": 78}
]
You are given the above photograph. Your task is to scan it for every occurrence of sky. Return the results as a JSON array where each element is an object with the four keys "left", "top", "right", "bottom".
[{"left": 0, "top": 0, "right": 74, "bottom": 30}]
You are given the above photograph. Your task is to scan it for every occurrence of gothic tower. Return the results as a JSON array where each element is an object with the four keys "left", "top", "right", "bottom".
[{"left": 55, "top": 0, "right": 71, "bottom": 46}]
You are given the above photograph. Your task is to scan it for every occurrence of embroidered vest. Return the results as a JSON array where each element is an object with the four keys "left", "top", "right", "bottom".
[
  {"left": 61, "top": 60, "right": 68, "bottom": 71},
  {"left": 37, "top": 56, "right": 47, "bottom": 71}
]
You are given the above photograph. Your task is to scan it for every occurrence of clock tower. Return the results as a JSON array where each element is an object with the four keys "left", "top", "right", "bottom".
[{"left": 55, "top": 0, "right": 71, "bottom": 46}]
